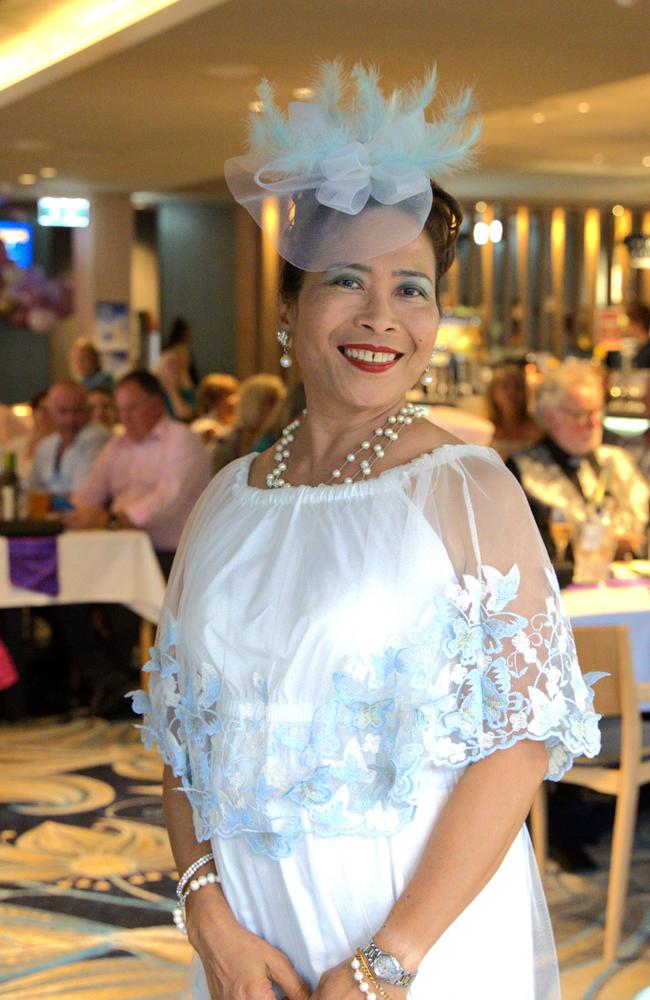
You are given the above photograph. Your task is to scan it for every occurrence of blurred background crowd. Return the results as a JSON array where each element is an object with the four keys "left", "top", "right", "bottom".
[{"left": 3, "top": 302, "right": 650, "bottom": 726}]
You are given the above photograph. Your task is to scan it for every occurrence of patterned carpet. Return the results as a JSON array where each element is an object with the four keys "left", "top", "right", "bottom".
[{"left": 0, "top": 716, "right": 648, "bottom": 1000}]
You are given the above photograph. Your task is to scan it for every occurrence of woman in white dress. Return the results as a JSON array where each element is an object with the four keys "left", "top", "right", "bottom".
[{"left": 132, "top": 64, "right": 600, "bottom": 1000}]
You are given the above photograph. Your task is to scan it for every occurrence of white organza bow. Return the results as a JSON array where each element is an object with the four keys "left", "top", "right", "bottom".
[{"left": 254, "top": 103, "right": 431, "bottom": 216}]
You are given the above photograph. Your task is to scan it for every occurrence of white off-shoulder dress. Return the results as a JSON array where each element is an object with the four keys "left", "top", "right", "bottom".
[{"left": 133, "top": 444, "right": 601, "bottom": 1000}]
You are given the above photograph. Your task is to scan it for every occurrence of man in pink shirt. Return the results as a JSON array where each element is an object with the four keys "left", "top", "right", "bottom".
[
  {"left": 63, "top": 371, "right": 210, "bottom": 717},
  {"left": 69, "top": 370, "right": 210, "bottom": 574}
]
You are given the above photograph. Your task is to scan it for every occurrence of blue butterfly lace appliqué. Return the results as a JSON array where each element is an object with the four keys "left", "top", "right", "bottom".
[{"left": 132, "top": 564, "right": 601, "bottom": 859}]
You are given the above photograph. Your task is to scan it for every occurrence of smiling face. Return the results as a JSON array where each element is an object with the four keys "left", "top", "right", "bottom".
[{"left": 280, "top": 229, "right": 439, "bottom": 418}]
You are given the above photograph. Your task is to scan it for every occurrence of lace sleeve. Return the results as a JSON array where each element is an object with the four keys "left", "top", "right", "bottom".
[{"left": 399, "top": 450, "right": 602, "bottom": 780}]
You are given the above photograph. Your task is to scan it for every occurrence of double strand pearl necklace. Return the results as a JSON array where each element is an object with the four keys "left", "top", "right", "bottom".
[{"left": 266, "top": 402, "right": 424, "bottom": 489}]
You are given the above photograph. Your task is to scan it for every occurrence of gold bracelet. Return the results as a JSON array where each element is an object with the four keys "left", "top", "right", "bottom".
[{"left": 351, "top": 948, "right": 396, "bottom": 1000}]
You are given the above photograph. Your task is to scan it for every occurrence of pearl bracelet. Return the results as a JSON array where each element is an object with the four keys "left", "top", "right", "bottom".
[
  {"left": 176, "top": 851, "right": 215, "bottom": 900},
  {"left": 172, "top": 870, "right": 220, "bottom": 935},
  {"left": 351, "top": 950, "right": 394, "bottom": 1000}
]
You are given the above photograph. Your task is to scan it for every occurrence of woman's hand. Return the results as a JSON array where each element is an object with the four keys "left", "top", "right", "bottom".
[
  {"left": 186, "top": 890, "right": 310, "bottom": 1000},
  {"left": 311, "top": 956, "right": 410, "bottom": 1000}
]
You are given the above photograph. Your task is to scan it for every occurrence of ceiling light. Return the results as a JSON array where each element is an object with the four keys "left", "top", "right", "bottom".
[
  {"left": 612, "top": 204, "right": 625, "bottom": 217},
  {"left": 0, "top": 1, "right": 184, "bottom": 94},
  {"left": 13, "top": 138, "right": 53, "bottom": 152},
  {"left": 577, "top": 102, "right": 590, "bottom": 114},
  {"left": 473, "top": 221, "right": 489, "bottom": 245},
  {"left": 642, "top": 156, "right": 650, "bottom": 168},
  {"left": 39, "top": 166, "right": 57, "bottom": 178},
  {"left": 248, "top": 100, "right": 263, "bottom": 114},
  {"left": 293, "top": 87, "right": 314, "bottom": 100},
  {"left": 18, "top": 173, "right": 36, "bottom": 185},
  {"left": 475, "top": 200, "right": 487, "bottom": 213},
  {"left": 531, "top": 112, "right": 545, "bottom": 125},
  {"left": 205, "top": 63, "right": 258, "bottom": 80},
  {"left": 489, "top": 220, "right": 503, "bottom": 243}
]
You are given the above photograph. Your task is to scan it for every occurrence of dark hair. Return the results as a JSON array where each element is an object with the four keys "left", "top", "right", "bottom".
[
  {"left": 627, "top": 303, "right": 650, "bottom": 334},
  {"left": 486, "top": 364, "right": 529, "bottom": 429},
  {"left": 167, "top": 317, "right": 191, "bottom": 348},
  {"left": 117, "top": 369, "right": 166, "bottom": 402},
  {"left": 279, "top": 183, "right": 463, "bottom": 306},
  {"left": 30, "top": 389, "right": 49, "bottom": 410}
]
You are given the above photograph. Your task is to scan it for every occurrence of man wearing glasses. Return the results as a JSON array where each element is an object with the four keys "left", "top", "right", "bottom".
[{"left": 507, "top": 357, "right": 649, "bottom": 562}]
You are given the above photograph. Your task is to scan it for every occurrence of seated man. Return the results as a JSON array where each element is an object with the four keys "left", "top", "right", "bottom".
[
  {"left": 30, "top": 381, "right": 110, "bottom": 497},
  {"left": 69, "top": 369, "right": 210, "bottom": 575},
  {"left": 61, "top": 370, "right": 210, "bottom": 716},
  {"left": 509, "top": 357, "right": 649, "bottom": 872},
  {"left": 507, "top": 357, "right": 649, "bottom": 561}
]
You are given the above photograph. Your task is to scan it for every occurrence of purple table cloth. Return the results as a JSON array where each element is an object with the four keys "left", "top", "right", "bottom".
[{"left": 8, "top": 536, "right": 59, "bottom": 597}]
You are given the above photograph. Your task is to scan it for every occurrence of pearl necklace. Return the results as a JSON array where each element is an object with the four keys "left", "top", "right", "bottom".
[{"left": 266, "top": 402, "right": 424, "bottom": 489}]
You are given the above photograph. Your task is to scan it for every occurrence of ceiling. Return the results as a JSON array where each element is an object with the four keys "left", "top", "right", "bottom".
[{"left": 1, "top": 0, "right": 650, "bottom": 205}]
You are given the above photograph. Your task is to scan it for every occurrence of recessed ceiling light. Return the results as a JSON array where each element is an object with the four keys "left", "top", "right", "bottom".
[
  {"left": 248, "top": 100, "right": 264, "bottom": 114},
  {"left": 532, "top": 112, "right": 545, "bottom": 124},
  {"left": 642, "top": 155, "right": 650, "bottom": 167},
  {"left": 577, "top": 102, "right": 591, "bottom": 114},
  {"left": 205, "top": 63, "right": 259, "bottom": 80},
  {"left": 293, "top": 87, "right": 314, "bottom": 100},
  {"left": 18, "top": 173, "right": 37, "bottom": 185},
  {"left": 475, "top": 200, "right": 487, "bottom": 213},
  {"left": 13, "top": 138, "right": 53, "bottom": 152},
  {"left": 612, "top": 204, "right": 625, "bottom": 217},
  {"left": 39, "top": 166, "right": 57, "bottom": 178}
]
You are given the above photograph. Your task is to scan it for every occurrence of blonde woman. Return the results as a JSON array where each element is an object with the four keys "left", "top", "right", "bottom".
[
  {"left": 191, "top": 374, "right": 240, "bottom": 447},
  {"left": 212, "top": 374, "right": 285, "bottom": 472}
]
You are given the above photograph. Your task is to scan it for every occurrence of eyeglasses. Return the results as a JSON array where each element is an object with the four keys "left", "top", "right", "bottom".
[{"left": 557, "top": 406, "right": 604, "bottom": 426}]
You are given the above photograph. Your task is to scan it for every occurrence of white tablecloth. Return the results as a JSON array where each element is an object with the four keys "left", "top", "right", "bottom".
[
  {"left": 562, "top": 580, "right": 650, "bottom": 704},
  {"left": 0, "top": 529, "right": 166, "bottom": 623}
]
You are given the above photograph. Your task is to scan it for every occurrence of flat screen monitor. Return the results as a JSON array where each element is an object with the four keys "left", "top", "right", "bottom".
[{"left": 0, "top": 220, "right": 34, "bottom": 269}]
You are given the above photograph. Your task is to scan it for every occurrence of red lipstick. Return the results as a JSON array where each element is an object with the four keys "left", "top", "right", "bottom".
[{"left": 338, "top": 343, "right": 404, "bottom": 374}]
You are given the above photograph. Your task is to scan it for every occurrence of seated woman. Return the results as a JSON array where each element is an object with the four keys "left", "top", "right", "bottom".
[
  {"left": 487, "top": 363, "right": 542, "bottom": 460},
  {"left": 191, "top": 373, "right": 240, "bottom": 447},
  {"left": 132, "top": 63, "right": 600, "bottom": 1000},
  {"left": 253, "top": 380, "right": 306, "bottom": 452},
  {"left": 212, "top": 373, "right": 285, "bottom": 472}
]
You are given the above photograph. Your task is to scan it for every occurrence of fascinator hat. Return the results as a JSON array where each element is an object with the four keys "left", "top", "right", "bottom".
[{"left": 225, "top": 61, "right": 480, "bottom": 272}]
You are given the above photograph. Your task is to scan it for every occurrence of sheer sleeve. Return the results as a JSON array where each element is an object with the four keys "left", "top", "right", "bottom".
[{"left": 401, "top": 448, "right": 602, "bottom": 780}]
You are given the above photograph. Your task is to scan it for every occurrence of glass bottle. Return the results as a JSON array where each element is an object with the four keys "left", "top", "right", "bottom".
[
  {"left": 0, "top": 451, "right": 20, "bottom": 521},
  {"left": 572, "top": 499, "right": 616, "bottom": 585}
]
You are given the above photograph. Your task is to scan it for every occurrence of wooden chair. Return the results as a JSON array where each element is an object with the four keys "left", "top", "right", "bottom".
[{"left": 529, "top": 625, "right": 650, "bottom": 964}]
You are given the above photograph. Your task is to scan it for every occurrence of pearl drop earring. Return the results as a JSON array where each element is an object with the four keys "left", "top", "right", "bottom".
[
  {"left": 277, "top": 329, "right": 292, "bottom": 369},
  {"left": 420, "top": 356, "right": 434, "bottom": 386}
]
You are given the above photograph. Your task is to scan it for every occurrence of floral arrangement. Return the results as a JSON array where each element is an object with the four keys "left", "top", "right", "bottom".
[{"left": 0, "top": 239, "right": 73, "bottom": 333}]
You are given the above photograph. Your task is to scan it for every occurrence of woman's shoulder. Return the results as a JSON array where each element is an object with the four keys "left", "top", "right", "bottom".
[{"left": 404, "top": 416, "right": 463, "bottom": 454}]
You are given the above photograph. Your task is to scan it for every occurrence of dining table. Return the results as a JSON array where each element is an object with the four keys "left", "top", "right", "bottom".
[
  {"left": 0, "top": 528, "right": 166, "bottom": 622},
  {"left": 561, "top": 564, "right": 650, "bottom": 706},
  {"left": 0, "top": 528, "right": 167, "bottom": 717}
]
